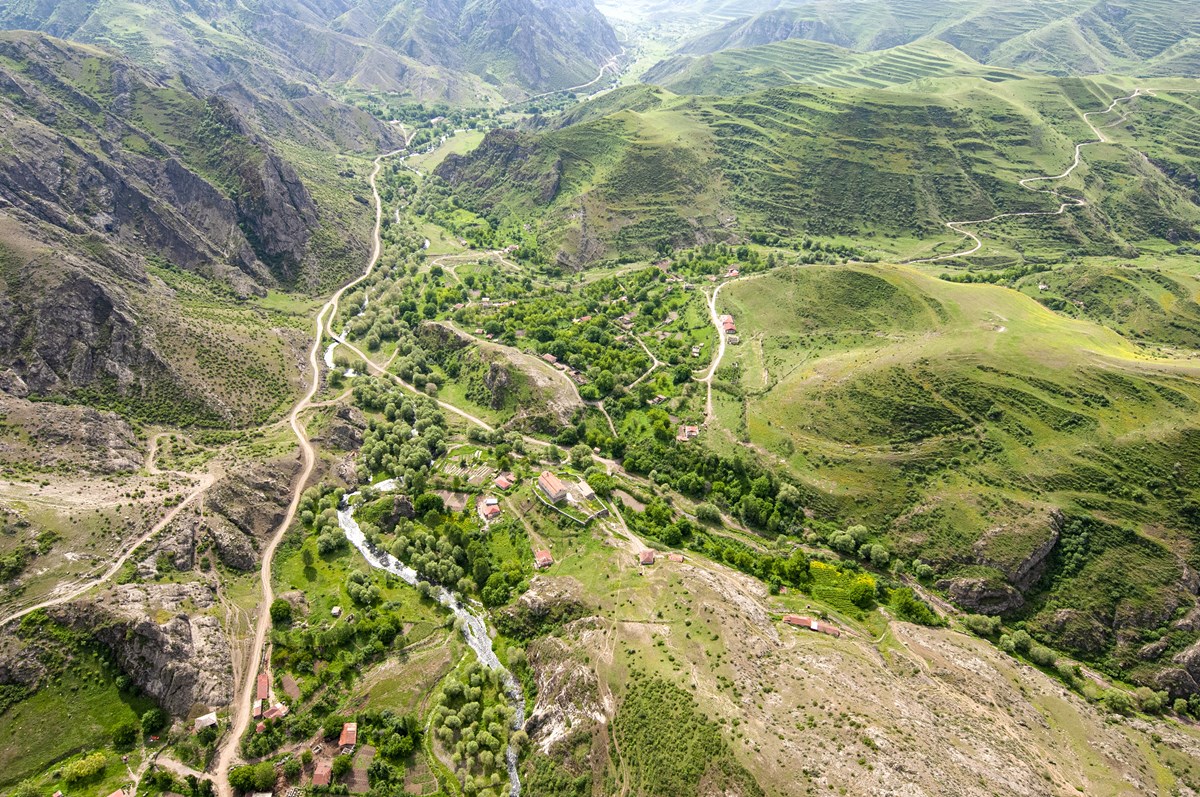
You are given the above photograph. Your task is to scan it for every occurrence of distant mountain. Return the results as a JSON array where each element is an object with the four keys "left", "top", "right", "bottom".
[
  {"left": 0, "top": 32, "right": 389, "bottom": 425},
  {"left": 674, "top": 0, "right": 1200, "bottom": 78},
  {"left": 0, "top": 0, "right": 623, "bottom": 102}
]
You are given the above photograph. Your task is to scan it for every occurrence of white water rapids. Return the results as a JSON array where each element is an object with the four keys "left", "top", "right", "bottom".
[{"left": 337, "top": 491, "right": 525, "bottom": 796}]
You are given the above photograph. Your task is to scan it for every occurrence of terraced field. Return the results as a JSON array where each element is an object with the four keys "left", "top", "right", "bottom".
[
  {"left": 644, "top": 38, "right": 1022, "bottom": 94},
  {"left": 440, "top": 75, "right": 1200, "bottom": 265},
  {"left": 669, "top": 0, "right": 1200, "bottom": 79}
]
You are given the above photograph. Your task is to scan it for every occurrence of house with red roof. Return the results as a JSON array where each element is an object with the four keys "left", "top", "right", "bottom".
[
  {"left": 537, "top": 471, "right": 568, "bottom": 503},
  {"left": 494, "top": 473, "right": 514, "bottom": 491},
  {"left": 481, "top": 503, "right": 502, "bottom": 521},
  {"left": 256, "top": 672, "right": 269, "bottom": 702},
  {"left": 783, "top": 615, "right": 841, "bottom": 638},
  {"left": 639, "top": 550, "right": 656, "bottom": 566},
  {"left": 339, "top": 722, "right": 357, "bottom": 750},
  {"left": 534, "top": 550, "right": 554, "bottom": 569},
  {"left": 313, "top": 761, "right": 332, "bottom": 787}
]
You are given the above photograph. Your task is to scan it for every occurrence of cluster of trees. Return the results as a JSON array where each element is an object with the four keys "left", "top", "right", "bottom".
[
  {"left": 354, "top": 382, "right": 449, "bottom": 483},
  {"left": 299, "top": 484, "right": 349, "bottom": 556},
  {"left": 429, "top": 663, "right": 521, "bottom": 795},
  {"left": 229, "top": 761, "right": 277, "bottom": 793},
  {"left": 271, "top": 602, "right": 407, "bottom": 684},
  {"left": 622, "top": 439, "right": 813, "bottom": 535},
  {"left": 62, "top": 752, "right": 108, "bottom": 783},
  {"left": 453, "top": 271, "right": 662, "bottom": 386}
]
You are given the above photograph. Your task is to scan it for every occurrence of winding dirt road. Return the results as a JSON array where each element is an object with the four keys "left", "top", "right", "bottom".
[
  {"left": 212, "top": 147, "right": 404, "bottom": 797},
  {"left": 910, "top": 88, "right": 1148, "bottom": 264},
  {"left": 0, "top": 469, "right": 216, "bottom": 627}
]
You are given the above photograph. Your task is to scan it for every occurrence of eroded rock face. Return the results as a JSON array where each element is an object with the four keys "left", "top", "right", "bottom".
[
  {"left": 937, "top": 577, "right": 1025, "bottom": 615},
  {"left": 323, "top": 404, "right": 366, "bottom": 451},
  {"left": 48, "top": 581, "right": 233, "bottom": 715},
  {"left": 0, "top": 392, "right": 140, "bottom": 472},
  {"left": 204, "top": 458, "right": 298, "bottom": 570},
  {"left": 525, "top": 627, "right": 604, "bottom": 756}
]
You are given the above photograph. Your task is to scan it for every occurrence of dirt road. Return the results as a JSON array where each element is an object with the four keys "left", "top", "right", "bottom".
[
  {"left": 212, "top": 147, "right": 404, "bottom": 797},
  {"left": 910, "top": 88, "right": 1148, "bottom": 264}
]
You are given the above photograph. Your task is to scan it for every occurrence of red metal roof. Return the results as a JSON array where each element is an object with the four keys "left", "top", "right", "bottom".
[
  {"left": 256, "top": 672, "right": 269, "bottom": 701},
  {"left": 339, "top": 722, "right": 357, "bottom": 747}
]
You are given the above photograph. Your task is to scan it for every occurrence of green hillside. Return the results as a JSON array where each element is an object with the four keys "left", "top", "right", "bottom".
[
  {"left": 714, "top": 263, "right": 1200, "bottom": 684},
  {"left": 644, "top": 38, "right": 1022, "bottom": 95},
  {"left": 435, "top": 77, "right": 1200, "bottom": 267},
  {"left": 673, "top": 0, "right": 1200, "bottom": 79},
  {"left": 0, "top": 0, "right": 622, "bottom": 102}
]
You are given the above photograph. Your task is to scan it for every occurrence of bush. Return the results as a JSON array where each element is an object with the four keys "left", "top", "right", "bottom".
[
  {"left": 270, "top": 599, "right": 292, "bottom": 625},
  {"left": 963, "top": 614, "right": 1001, "bottom": 637},
  {"left": 1101, "top": 689, "right": 1134, "bottom": 716},
  {"left": 889, "top": 588, "right": 941, "bottom": 626},
  {"left": 141, "top": 708, "right": 168, "bottom": 735},
  {"left": 112, "top": 720, "right": 139, "bottom": 749},
  {"left": 694, "top": 504, "right": 722, "bottom": 525},
  {"left": 63, "top": 752, "right": 108, "bottom": 783},
  {"left": 1027, "top": 644, "right": 1057, "bottom": 668}
]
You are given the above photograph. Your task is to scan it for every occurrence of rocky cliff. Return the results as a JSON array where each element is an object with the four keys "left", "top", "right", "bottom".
[{"left": 0, "top": 33, "right": 379, "bottom": 421}]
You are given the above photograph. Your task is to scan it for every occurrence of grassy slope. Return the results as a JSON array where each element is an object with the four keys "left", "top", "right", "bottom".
[
  {"left": 644, "top": 38, "right": 1023, "bottom": 96},
  {"left": 671, "top": 0, "right": 1200, "bottom": 79},
  {"left": 717, "top": 263, "right": 1200, "bottom": 673},
  {"left": 441, "top": 76, "right": 1200, "bottom": 266}
]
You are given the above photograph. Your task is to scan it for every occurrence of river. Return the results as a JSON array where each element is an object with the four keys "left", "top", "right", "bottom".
[{"left": 337, "top": 491, "right": 525, "bottom": 796}]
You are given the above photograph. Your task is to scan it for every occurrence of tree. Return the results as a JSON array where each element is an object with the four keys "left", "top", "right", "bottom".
[
  {"left": 141, "top": 708, "right": 168, "bottom": 735},
  {"left": 9, "top": 782, "right": 41, "bottom": 797},
  {"left": 112, "top": 720, "right": 139, "bottom": 749},
  {"left": 569, "top": 444, "right": 593, "bottom": 470},
  {"left": 63, "top": 752, "right": 108, "bottom": 783},
  {"left": 847, "top": 574, "right": 876, "bottom": 608},
  {"left": 283, "top": 759, "right": 302, "bottom": 780},
  {"left": 332, "top": 755, "right": 353, "bottom": 778},
  {"left": 1101, "top": 689, "right": 1134, "bottom": 715},
  {"left": 270, "top": 599, "right": 292, "bottom": 625}
]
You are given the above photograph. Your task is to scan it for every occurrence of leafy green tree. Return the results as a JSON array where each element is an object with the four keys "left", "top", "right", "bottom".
[
  {"left": 141, "top": 708, "right": 168, "bottom": 735},
  {"left": 270, "top": 599, "right": 292, "bottom": 625},
  {"left": 112, "top": 720, "right": 139, "bottom": 749}
]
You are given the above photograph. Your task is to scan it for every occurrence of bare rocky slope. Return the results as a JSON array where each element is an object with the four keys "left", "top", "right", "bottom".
[{"left": 0, "top": 33, "right": 393, "bottom": 423}]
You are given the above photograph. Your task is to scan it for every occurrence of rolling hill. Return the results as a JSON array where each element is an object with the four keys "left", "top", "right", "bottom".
[
  {"left": 435, "top": 78, "right": 1200, "bottom": 267},
  {"left": 714, "top": 262, "right": 1200, "bottom": 689},
  {"left": 643, "top": 38, "right": 1023, "bottom": 95}
]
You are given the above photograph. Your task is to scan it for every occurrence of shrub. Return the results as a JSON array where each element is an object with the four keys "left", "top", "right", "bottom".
[
  {"left": 112, "top": 720, "right": 139, "bottom": 748},
  {"left": 270, "top": 599, "right": 292, "bottom": 625},
  {"left": 1101, "top": 689, "right": 1134, "bottom": 716},
  {"left": 963, "top": 614, "right": 1001, "bottom": 637},
  {"left": 63, "top": 752, "right": 108, "bottom": 783},
  {"left": 141, "top": 708, "right": 168, "bottom": 735},
  {"left": 1027, "top": 644, "right": 1057, "bottom": 668}
]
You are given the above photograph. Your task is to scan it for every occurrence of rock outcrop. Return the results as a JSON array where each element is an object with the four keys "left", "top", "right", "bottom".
[
  {"left": 0, "top": 392, "right": 140, "bottom": 473},
  {"left": 936, "top": 577, "right": 1026, "bottom": 615},
  {"left": 48, "top": 582, "right": 233, "bottom": 715}
]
